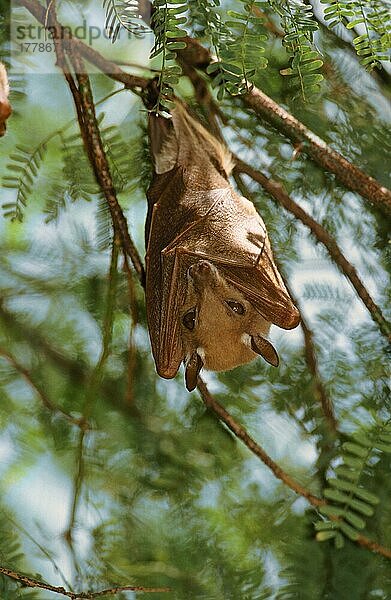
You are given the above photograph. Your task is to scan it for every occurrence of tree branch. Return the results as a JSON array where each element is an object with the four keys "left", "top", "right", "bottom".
[
  {"left": 174, "top": 39, "right": 391, "bottom": 215},
  {"left": 0, "top": 566, "right": 170, "bottom": 598},
  {"left": 42, "top": 1, "right": 145, "bottom": 284},
  {"left": 197, "top": 378, "right": 391, "bottom": 560},
  {"left": 242, "top": 88, "right": 391, "bottom": 213},
  {"left": 19, "top": 0, "right": 391, "bottom": 214},
  {"left": 233, "top": 157, "right": 391, "bottom": 342},
  {"left": 232, "top": 171, "right": 338, "bottom": 434},
  {"left": 17, "top": 0, "right": 150, "bottom": 90},
  {"left": 197, "top": 377, "right": 324, "bottom": 507}
]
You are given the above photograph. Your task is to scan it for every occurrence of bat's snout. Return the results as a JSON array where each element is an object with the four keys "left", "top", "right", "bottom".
[{"left": 188, "top": 260, "right": 218, "bottom": 287}]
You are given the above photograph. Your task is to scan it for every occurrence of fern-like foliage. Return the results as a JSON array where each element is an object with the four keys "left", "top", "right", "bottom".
[
  {"left": 61, "top": 130, "right": 99, "bottom": 200},
  {"left": 270, "top": 0, "right": 324, "bottom": 99},
  {"left": 315, "top": 420, "right": 391, "bottom": 548},
  {"left": 44, "top": 122, "right": 131, "bottom": 224},
  {"left": 0, "top": 516, "right": 40, "bottom": 599},
  {"left": 100, "top": 122, "right": 134, "bottom": 192},
  {"left": 150, "top": 0, "right": 188, "bottom": 111},
  {"left": 192, "top": 0, "right": 268, "bottom": 99},
  {"left": 2, "top": 143, "right": 47, "bottom": 222},
  {"left": 103, "top": 0, "right": 148, "bottom": 42},
  {"left": 43, "top": 153, "right": 96, "bottom": 224},
  {"left": 302, "top": 281, "right": 353, "bottom": 303},
  {"left": 320, "top": 0, "right": 391, "bottom": 69}
]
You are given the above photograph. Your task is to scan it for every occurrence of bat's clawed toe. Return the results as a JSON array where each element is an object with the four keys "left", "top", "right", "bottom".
[{"left": 188, "top": 260, "right": 218, "bottom": 287}]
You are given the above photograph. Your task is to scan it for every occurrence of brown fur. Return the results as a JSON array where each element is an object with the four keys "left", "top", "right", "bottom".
[
  {"left": 145, "top": 103, "right": 300, "bottom": 385},
  {"left": 180, "top": 261, "right": 270, "bottom": 371}
]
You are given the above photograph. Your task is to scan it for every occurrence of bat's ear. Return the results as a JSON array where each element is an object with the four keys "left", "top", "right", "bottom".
[
  {"left": 185, "top": 352, "right": 204, "bottom": 392},
  {"left": 250, "top": 335, "right": 279, "bottom": 367}
]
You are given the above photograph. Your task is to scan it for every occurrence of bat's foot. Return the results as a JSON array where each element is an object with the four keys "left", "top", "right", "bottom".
[{"left": 188, "top": 260, "right": 219, "bottom": 288}]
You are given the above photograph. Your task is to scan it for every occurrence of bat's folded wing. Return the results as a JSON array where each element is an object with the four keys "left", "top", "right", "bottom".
[
  {"left": 146, "top": 247, "right": 194, "bottom": 379},
  {"left": 221, "top": 262, "right": 300, "bottom": 330},
  {"left": 145, "top": 180, "right": 300, "bottom": 379}
]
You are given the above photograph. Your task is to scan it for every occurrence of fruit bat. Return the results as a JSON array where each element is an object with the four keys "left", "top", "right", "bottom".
[
  {"left": 0, "top": 63, "right": 12, "bottom": 137},
  {"left": 145, "top": 102, "right": 300, "bottom": 391}
]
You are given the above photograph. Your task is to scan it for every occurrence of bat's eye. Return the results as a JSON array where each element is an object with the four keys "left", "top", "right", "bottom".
[
  {"left": 226, "top": 300, "right": 245, "bottom": 315},
  {"left": 182, "top": 309, "right": 196, "bottom": 330}
]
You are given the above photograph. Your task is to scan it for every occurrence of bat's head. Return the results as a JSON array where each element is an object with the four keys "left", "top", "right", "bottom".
[{"left": 180, "top": 260, "right": 280, "bottom": 391}]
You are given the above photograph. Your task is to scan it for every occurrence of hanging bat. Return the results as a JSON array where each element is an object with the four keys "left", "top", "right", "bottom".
[
  {"left": 0, "top": 63, "right": 12, "bottom": 137},
  {"left": 145, "top": 102, "right": 300, "bottom": 391}
]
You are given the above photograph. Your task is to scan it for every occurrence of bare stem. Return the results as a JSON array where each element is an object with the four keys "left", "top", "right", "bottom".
[
  {"left": 197, "top": 378, "right": 391, "bottom": 560},
  {"left": 0, "top": 566, "right": 170, "bottom": 597}
]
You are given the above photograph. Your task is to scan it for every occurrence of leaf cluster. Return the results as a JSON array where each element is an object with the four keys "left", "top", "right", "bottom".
[
  {"left": 201, "top": 0, "right": 269, "bottom": 98},
  {"left": 103, "top": 0, "right": 149, "bottom": 42},
  {"left": 150, "top": 0, "right": 188, "bottom": 111},
  {"left": 316, "top": 421, "right": 391, "bottom": 547},
  {"left": 320, "top": 0, "right": 391, "bottom": 69}
]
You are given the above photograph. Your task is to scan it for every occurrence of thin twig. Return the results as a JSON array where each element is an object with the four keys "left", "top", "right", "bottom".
[
  {"left": 18, "top": 0, "right": 150, "bottom": 90},
  {"left": 6, "top": 513, "right": 74, "bottom": 591},
  {"left": 73, "top": 65, "right": 145, "bottom": 282},
  {"left": 197, "top": 378, "right": 391, "bottom": 559},
  {"left": 233, "top": 157, "right": 391, "bottom": 341},
  {"left": 197, "top": 377, "right": 324, "bottom": 507},
  {"left": 0, "top": 347, "right": 84, "bottom": 427},
  {"left": 0, "top": 566, "right": 170, "bottom": 597}
]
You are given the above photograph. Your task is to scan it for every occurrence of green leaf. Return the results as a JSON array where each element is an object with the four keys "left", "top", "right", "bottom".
[
  {"left": 334, "top": 466, "right": 357, "bottom": 482},
  {"left": 339, "top": 521, "right": 359, "bottom": 541},
  {"left": 166, "top": 29, "right": 188, "bottom": 38},
  {"left": 206, "top": 62, "right": 221, "bottom": 74},
  {"left": 343, "top": 456, "right": 364, "bottom": 469},
  {"left": 347, "top": 19, "right": 365, "bottom": 29},
  {"left": 375, "top": 442, "right": 391, "bottom": 453},
  {"left": 353, "top": 488, "right": 379, "bottom": 505},
  {"left": 319, "top": 505, "right": 346, "bottom": 518},
  {"left": 349, "top": 499, "right": 375, "bottom": 517},
  {"left": 324, "top": 488, "right": 351, "bottom": 503},
  {"left": 302, "top": 73, "right": 324, "bottom": 85},
  {"left": 342, "top": 442, "right": 368, "bottom": 458},
  {"left": 316, "top": 530, "right": 337, "bottom": 541},
  {"left": 300, "top": 59, "right": 324, "bottom": 72},
  {"left": 167, "top": 41, "right": 187, "bottom": 49},
  {"left": 344, "top": 511, "right": 366, "bottom": 530}
]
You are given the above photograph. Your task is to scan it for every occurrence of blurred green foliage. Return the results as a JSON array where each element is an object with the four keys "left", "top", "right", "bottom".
[{"left": 0, "top": 0, "right": 390, "bottom": 598}]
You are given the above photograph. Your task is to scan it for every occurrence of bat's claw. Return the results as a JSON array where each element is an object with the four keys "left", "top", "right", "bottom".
[{"left": 188, "top": 261, "right": 218, "bottom": 286}]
